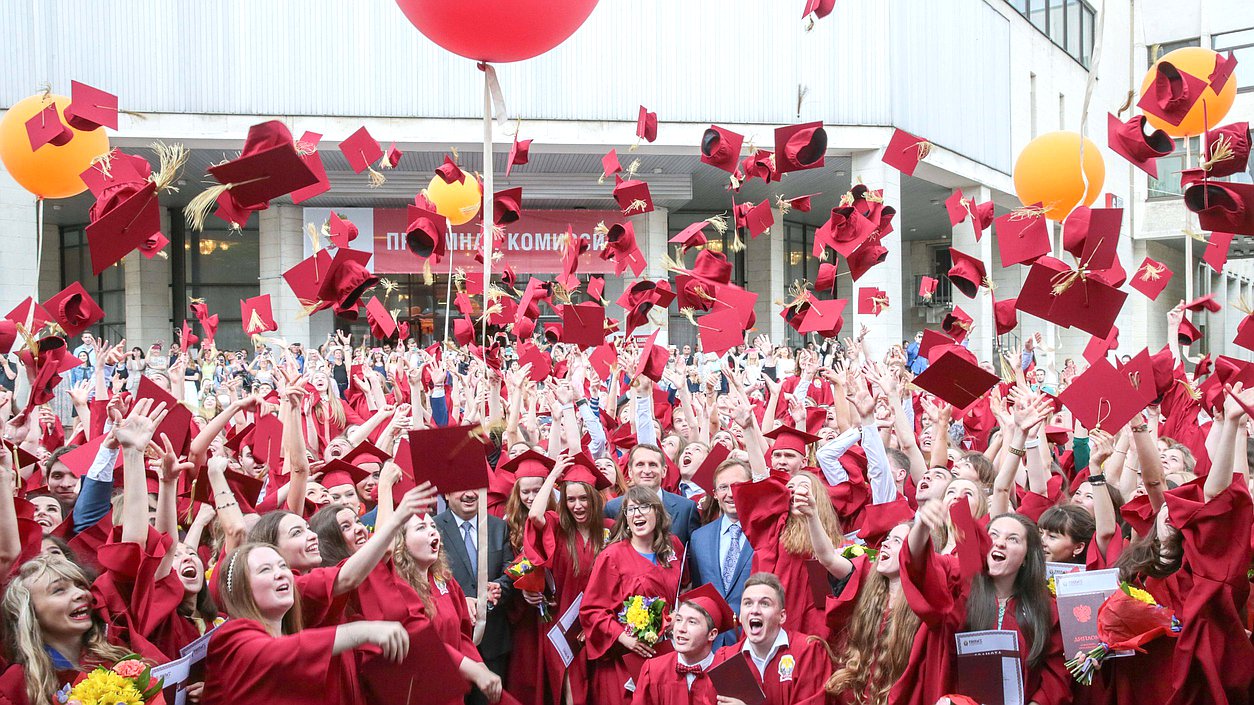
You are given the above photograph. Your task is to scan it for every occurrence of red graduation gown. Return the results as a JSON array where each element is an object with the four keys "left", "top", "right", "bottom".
[
  {"left": 523, "top": 511, "right": 609, "bottom": 705},
  {"left": 733, "top": 473, "right": 828, "bottom": 638},
  {"left": 630, "top": 652, "right": 717, "bottom": 705},
  {"left": 1162, "top": 480, "right": 1254, "bottom": 705},
  {"left": 201, "top": 618, "right": 360, "bottom": 705},
  {"left": 710, "top": 631, "right": 831, "bottom": 705},
  {"left": 892, "top": 543, "right": 1071, "bottom": 705},
  {"left": 579, "top": 539, "right": 685, "bottom": 705}
]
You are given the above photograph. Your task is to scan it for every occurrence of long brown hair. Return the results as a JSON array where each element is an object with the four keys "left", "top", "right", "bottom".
[
  {"left": 216, "top": 543, "right": 304, "bottom": 636},
  {"left": 964, "top": 513, "right": 1052, "bottom": 668},
  {"left": 825, "top": 560, "right": 919, "bottom": 704},
  {"left": 505, "top": 479, "right": 556, "bottom": 553},
  {"left": 1, "top": 556, "right": 132, "bottom": 705},
  {"left": 392, "top": 519, "right": 454, "bottom": 620},
  {"left": 1114, "top": 520, "right": 1183, "bottom": 583},
  {"left": 782, "top": 471, "right": 844, "bottom": 556},
  {"left": 557, "top": 480, "right": 606, "bottom": 576},
  {"left": 609, "top": 486, "right": 675, "bottom": 567},
  {"left": 309, "top": 503, "right": 356, "bottom": 567}
]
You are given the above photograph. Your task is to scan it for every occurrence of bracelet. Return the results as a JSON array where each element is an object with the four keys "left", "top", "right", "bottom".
[
  {"left": 1008, "top": 447, "right": 1026, "bottom": 457},
  {"left": 216, "top": 501, "right": 238, "bottom": 510},
  {"left": 1088, "top": 473, "right": 1106, "bottom": 485},
  {"left": 1023, "top": 439, "right": 1041, "bottom": 450},
  {"left": 1131, "top": 423, "right": 1149, "bottom": 433}
]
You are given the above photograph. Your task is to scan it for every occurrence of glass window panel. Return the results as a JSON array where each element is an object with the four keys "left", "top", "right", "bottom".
[
  {"left": 1222, "top": 46, "right": 1254, "bottom": 90},
  {"left": 1081, "top": 7, "right": 1095, "bottom": 66},
  {"left": 1213, "top": 28, "right": 1254, "bottom": 49},
  {"left": 62, "top": 247, "right": 83, "bottom": 287},
  {"left": 1009, "top": 0, "right": 1028, "bottom": 13},
  {"left": 1048, "top": 0, "right": 1065, "bottom": 46},
  {"left": 1065, "top": 0, "right": 1081, "bottom": 58},
  {"left": 1029, "top": 0, "right": 1047, "bottom": 34},
  {"left": 100, "top": 261, "right": 125, "bottom": 290},
  {"left": 1148, "top": 137, "right": 1200, "bottom": 198}
]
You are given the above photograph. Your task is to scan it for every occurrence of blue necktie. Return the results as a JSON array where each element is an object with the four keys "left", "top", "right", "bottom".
[
  {"left": 722, "top": 524, "right": 742, "bottom": 591},
  {"left": 462, "top": 521, "right": 477, "bottom": 562}
]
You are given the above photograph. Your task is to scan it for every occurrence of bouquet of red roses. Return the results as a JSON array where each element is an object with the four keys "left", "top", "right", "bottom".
[
  {"left": 1065, "top": 583, "right": 1181, "bottom": 684},
  {"left": 505, "top": 555, "right": 552, "bottom": 621}
]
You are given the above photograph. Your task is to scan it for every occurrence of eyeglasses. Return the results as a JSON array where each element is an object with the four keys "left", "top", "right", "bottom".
[{"left": 624, "top": 505, "right": 655, "bottom": 516}]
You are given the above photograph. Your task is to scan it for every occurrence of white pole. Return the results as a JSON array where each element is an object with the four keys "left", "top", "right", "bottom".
[
  {"left": 473, "top": 61, "right": 494, "bottom": 648},
  {"left": 1184, "top": 138, "right": 1194, "bottom": 303},
  {"left": 442, "top": 221, "right": 455, "bottom": 343}
]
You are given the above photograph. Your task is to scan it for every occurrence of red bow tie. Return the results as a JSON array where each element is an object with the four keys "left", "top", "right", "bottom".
[{"left": 675, "top": 663, "right": 704, "bottom": 677}]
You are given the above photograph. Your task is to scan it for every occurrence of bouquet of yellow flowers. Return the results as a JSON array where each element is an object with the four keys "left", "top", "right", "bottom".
[
  {"left": 56, "top": 654, "right": 164, "bottom": 705},
  {"left": 1064, "top": 582, "right": 1181, "bottom": 685},
  {"left": 618, "top": 595, "right": 667, "bottom": 647},
  {"left": 840, "top": 544, "right": 878, "bottom": 562}
]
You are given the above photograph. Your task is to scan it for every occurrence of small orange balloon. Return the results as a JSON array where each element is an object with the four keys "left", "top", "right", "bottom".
[
  {"left": 426, "top": 174, "right": 483, "bottom": 226},
  {"left": 1140, "top": 47, "right": 1235, "bottom": 138},
  {"left": 0, "top": 93, "right": 110, "bottom": 199},
  {"left": 1013, "top": 131, "right": 1105, "bottom": 222}
]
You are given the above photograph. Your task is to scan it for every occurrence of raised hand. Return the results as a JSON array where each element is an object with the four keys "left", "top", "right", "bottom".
[
  {"left": 157, "top": 433, "right": 194, "bottom": 483},
  {"left": 112, "top": 397, "right": 169, "bottom": 452}
]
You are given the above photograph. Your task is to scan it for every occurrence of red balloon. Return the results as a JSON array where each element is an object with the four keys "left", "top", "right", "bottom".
[{"left": 395, "top": 0, "right": 599, "bottom": 63}]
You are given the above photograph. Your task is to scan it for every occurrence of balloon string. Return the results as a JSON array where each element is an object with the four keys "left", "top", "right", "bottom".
[{"left": 33, "top": 198, "right": 43, "bottom": 331}]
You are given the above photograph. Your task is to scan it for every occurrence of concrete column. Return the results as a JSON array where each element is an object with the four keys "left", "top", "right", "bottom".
[
  {"left": 849, "top": 150, "right": 904, "bottom": 359},
  {"left": 124, "top": 209, "right": 172, "bottom": 347},
  {"left": 0, "top": 168, "right": 41, "bottom": 315},
  {"left": 949, "top": 184, "right": 994, "bottom": 362},
  {"left": 260, "top": 205, "right": 332, "bottom": 348},
  {"left": 746, "top": 222, "right": 786, "bottom": 344}
]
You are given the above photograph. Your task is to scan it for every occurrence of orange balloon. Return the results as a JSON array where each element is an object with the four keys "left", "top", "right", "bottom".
[
  {"left": 1013, "top": 131, "right": 1105, "bottom": 222},
  {"left": 1139, "top": 47, "right": 1235, "bottom": 138},
  {"left": 426, "top": 174, "right": 483, "bottom": 225},
  {"left": 0, "top": 94, "right": 110, "bottom": 199}
]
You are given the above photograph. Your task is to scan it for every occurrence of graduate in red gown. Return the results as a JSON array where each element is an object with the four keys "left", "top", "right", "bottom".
[
  {"left": 200, "top": 543, "right": 409, "bottom": 705},
  {"left": 580, "top": 486, "right": 686, "bottom": 705},
  {"left": 710, "top": 573, "right": 832, "bottom": 705},
  {"left": 732, "top": 470, "right": 844, "bottom": 638},
  {"left": 525, "top": 452, "right": 612, "bottom": 705},
  {"left": 631, "top": 584, "right": 734, "bottom": 705}
]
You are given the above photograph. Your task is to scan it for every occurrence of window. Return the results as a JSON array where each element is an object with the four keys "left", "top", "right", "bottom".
[
  {"left": 1005, "top": 0, "right": 1094, "bottom": 67},
  {"left": 1148, "top": 137, "right": 1201, "bottom": 199},
  {"left": 180, "top": 224, "right": 260, "bottom": 350},
  {"left": 59, "top": 226, "right": 126, "bottom": 342},
  {"left": 1148, "top": 38, "right": 1200, "bottom": 67},
  {"left": 1213, "top": 28, "right": 1254, "bottom": 92}
]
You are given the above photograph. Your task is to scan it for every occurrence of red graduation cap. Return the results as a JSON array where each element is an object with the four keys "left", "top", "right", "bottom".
[
  {"left": 328, "top": 212, "right": 359, "bottom": 249},
  {"left": 815, "top": 262, "right": 838, "bottom": 296},
  {"left": 1061, "top": 207, "right": 1122, "bottom": 271},
  {"left": 781, "top": 193, "right": 816, "bottom": 213},
  {"left": 636, "top": 106, "right": 658, "bottom": 143},
  {"left": 85, "top": 179, "right": 162, "bottom": 275},
  {"left": 1184, "top": 294, "right": 1221, "bottom": 313},
  {"left": 1107, "top": 113, "right": 1174, "bottom": 177},
  {"left": 190, "top": 301, "right": 219, "bottom": 347},
  {"left": 178, "top": 319, "right": 199, "bottom": 353},
  {"left": 500, "top": 449, "right": 556, "bottom": 483},
  {"left": 701, "top": 125, "right": 744, "bottom": 172},
  {"left": 1058, "top": 358, "right": 1146, "bottom": 432},
  {"left": 79, "top": 148, "right": 149, "bottom": 197},
  {"left": 1178, "top": 315, "right": 1202, "bottom": 345},
  {"left": 857, "top": 287, "right": 889, "bottom": 316},
  {"left": 846, "top": 239, "right": 888, "bottom": 281},
  {"left": 290, "top": 131, "right": 331, "bottom": 204},
  {"left": 1210, "top": 50, "right": 1239, "bottom": 94},
  {"left": 315, "top": 248, "right": 378, "bottom": 319},
  {"left": 1203, "top": 231, "right": 1234, "bottom": 273},
  {"left": 407, "top": 426, "right": 491, "bottom": 494},
  {"left": 338, "top": 126, "right": 384, "bottom": 173},
  {"left": 993, "top": 297, "right": 1018, "bottom": 336},
  {"left": 696, "top": 306, "right": 746, "bottom": 355},
  {"left": 25, "top": 102, "right": 72, "bottom": 150},
  {"left": 734, "top": 199, "right": 774, "bottom": 239},
  {"left": 405, "top": 203, "right": 448, "bottom": 259},
  {"left": 1183, "top": 181, "right": 1254, "bottom": 236},
  {"left": 1052, "top": 274, "right": 1128, "bottom": 339},
  {"left": 64, "top": 81, "right": 118, "bottom": 132},
  {"left": 944, "top": 189, "right": 970, "bottom": 226},
  {"left": 1118, "top": 350, "right": 1161, "bottom": 406},
  {"left": 946, "top": 248, "right": 986, "bottom": 298},
  {"left": 365, "top": 297, "right": 398, "bottom": 340},
  {"left": 586, "top": 276, "right": 605, "bottom": 301},
  {"left": 136, "top": 375, "right": 195, "bottom": 452},
  {"left": 1234, "top": 313, "right": 1254, "bottom": 352},
  {"left": 670, "top": 221, "right": 710, "bottom": 251},
  {"left": 320, "top": 459, "right": 370, "bottom": 491},
  {"left": 994, "top": 206, "right": 1051, "bottom": 267},
  {"left": 612, "top": 177, "right": 654, "bottom": 216},
  {"left": 634, "top": 331, "right": 671, "bottom": 382},
  {"left": 815, "top": 205, "right": 876, "bottom": 258},
  {"left": 1137, "top": 61, "right": 1207, "bottom": 127},
  {"left": 493, "top": 187, "right": 523, "bottom": 225},
  {"left": 599, "top": 221, "right": 647, "bottom": 277},
  {"left": 435, "top": 155, "right": 465, "bottom": 184},
  {"left": 774, "top": 121, "right": 827, "bottom": 173},
  {"left": 803, "top": 0, "right": 837, "bottom": 19},
  {"left": 560, "top": 303, "right": 606, "bottom": 349},
  {"left": 688, "top": 443, "right": 731, "bottom": 498},
  {"left": 196, "top": 121, "right": 318, "bottom": 221},
  {"left": 601, "top": 149, "right": 622, "bottom": 180},
  {"left": 763, "top": 425, "right": 821, "bottom": 455},
  {"left": 187, "top": 467, "right": 264, "bottom": 515},
  {"left": 506, "top": 135, "right": 532, "bottom": 176},
  {"left": 44, "top": 283, "right": 104, "bottom": 338},
  {"left": 678, "top": 582, "right": 736, "bottom": 633},
  {"left": 881, "top": 128, "right": 931, "bottom": 176},
  {"left": 1202, "top": 122, "right": 1250, "bottom": 179},
  {"left": 919, "top": 276, "right": 939, "bottom": 300},
  {"left": 0, "top": 321, "right": 16, "bottom": 356},
  {"left": 241, "top": 294, "right": 276, "bottom": 335},
  {"left": 941, "top": 306, "right": 974, "bottom": 343},
  {"left": 912, "top": 350, "right": 999, "bottom": 413},
  {"left": 797, "top": 298, "right": 847, "bottom": 338}
]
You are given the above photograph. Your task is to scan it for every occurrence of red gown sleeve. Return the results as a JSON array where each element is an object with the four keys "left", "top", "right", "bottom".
[
  {"left": 898, "top": 538, "right": 965, "bottom": 629},
  {"left": 93, "top": 526, "right": 186, "bottom": 660},
  {"left": 1027, "top": 600, "right": 1072, "bottom": 705},
  {"left": 731, "top": 472, "right": 790, "bottom": 571},
  {"left": 824, "top": 554, "right": 869, "bottom": 638},
  {"left": 441, "top": 576, "right": 482, "bottom": 664},
  {"left": 523, "top": 511, "right": 562, "bottom": 567},
  {"left": 294, "top": 566, "right": 351, "bottom": 628},
  {"left": 1016, "top": 475, "right": 1065, "bottom": 522},
  {"left": 202, "top": 619, "right": 338, "bottom": 704},
  {"left": 791, "top": 637, "right": 835, "bottom": 705},
  {"left": 579, "top": 544, "right": 627, "bottom": 660}
]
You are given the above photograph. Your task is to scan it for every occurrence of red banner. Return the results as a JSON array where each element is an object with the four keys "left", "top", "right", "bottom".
[{"left": 371, "top": 209, "right": 622, "bottom": 275}]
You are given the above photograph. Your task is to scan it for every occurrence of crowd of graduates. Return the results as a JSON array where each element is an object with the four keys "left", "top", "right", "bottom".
[{"left": 0, "top": 297, "right": 1250, "bottom": 705}]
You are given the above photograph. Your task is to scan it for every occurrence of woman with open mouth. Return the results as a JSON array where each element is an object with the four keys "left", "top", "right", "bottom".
[
  {"left": 580, "top": 486, "right": 685, "bottom": 705},
  {"left": 525, "top": 451, "right": 611, "bottom": 705}
]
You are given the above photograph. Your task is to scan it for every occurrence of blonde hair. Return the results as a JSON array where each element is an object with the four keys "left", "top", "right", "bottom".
[
  {"left": 392, "top": 520, "right": 454, "bottom": 620},
  {"left": 782, "top": 471, "right": 843, "bottom": 556},
  {"left": 215, "top": 543, "right": 304, "bottom": 636},
  {"left": 824, "top": 542, "right": 919, "bottom": 703},
  {"left": 1, "top": 556, "right": 131, "bottom": 705}
]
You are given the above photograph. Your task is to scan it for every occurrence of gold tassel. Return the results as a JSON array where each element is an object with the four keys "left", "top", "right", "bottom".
[
  {"left": 478, "top": 302, "right": 503, "bottom": 323},
  {"left": 871, "top": 296, "right": 891, "bottom": 313},
  {"left": 1233, "top": 296, "right": 1253, "bottom": 316},
  {"left": 629, "top": 137, "right": 641, "bottom": 153},
  {"left": 981, "top": 277, "right": 997, "bottom": 292},
  {"left": 149, "top": 142, "right": 188, "bottom": 193},
  {"left": 729, "top": 230, "right": 745, "bottom": 252},
  {"left": 184, "top": 183, "right": 234, "bottom": 232},
  {"left": 1202, "top": 133, "right": 1235, "bottom": 172},
  {"left": 1176, "top": 377, "right": 1202, "bottom": 401},
  {"left": 706, "top": 213, "right": 729, "bottom": 234},
  {"left": 679, "top": 307, "right": 698, "bottom": 326},
  {"left": 1183, "top": 226, "right": 1208, "bottom": 243},
  {"left": 1138, "top": 262, "right": 1166, "bottom": 281},
  {"left": 89, "top": 151, "right": 115, "bottom": 181},
  {"left": 660, "top": 248, "right": 685, "bottom": 274},
  {"left": 453, "top": 268, "right": 467, "bottom": 292},
  {"left": 626, "top": 159, "right": 641, "bottom": 179},
  {"left": 912, "top": 140, "right": 933, "bottom": 161},
  {"left": 367, "top": 165, "right": 386, "bottom": 188},
  {"left": 1116, "top": 90, "right": 1136, "bottom": 117},
  {"left": 1009, "top": 204, "right": 1049, "bottom": 221},
  {"left": 728, "top": 173, "right": 742, "bottom": 190},
  {"left": 118, "top": 109, "right": 147, "bottom": 121},
  {"left": 776, "top": 195, "right": 793, "bottom": 217},
  {"left": 422, "top": 259, "right": 433, "bottom": 286},
  {"left": 294, "top": 298, "right": 324, "bottom": 320},
  {"left": 1049, "top": 268, "right": 1086, "bottom": 296},
  {"left": 624, "top": 199, "right": 649, "bottom": 214},
  {"left": 451, "top": 146, "right": 460, "bottom": 164},
  {"left": 593, "top": 221, "right": 610, "bottom": 238},
  {"left": 188, "top": 297, "right": 205, "bottom": 306}
]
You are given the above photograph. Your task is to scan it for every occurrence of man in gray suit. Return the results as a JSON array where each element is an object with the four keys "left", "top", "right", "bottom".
[
  {"left": 605, "top": 443, "right": 700, "bottom": 544},
  {"left": 687, "top": 460, "right": 753, "bottom": 649},
  {"left": 436, "top": 489, "right": 515, "bottom": 699}
]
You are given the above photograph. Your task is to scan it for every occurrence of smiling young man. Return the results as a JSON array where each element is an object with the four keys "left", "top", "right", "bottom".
[
  {"left": 711, "top": 573, "right": 831, "bottom": 705},
  {"left": 629, "top": 584, "right": 733, "bottom": 705}
]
